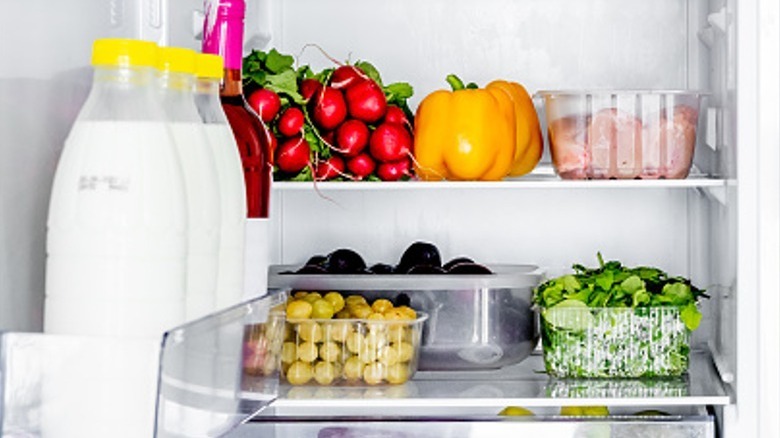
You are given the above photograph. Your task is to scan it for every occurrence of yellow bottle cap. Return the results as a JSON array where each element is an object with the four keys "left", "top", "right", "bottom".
[
  {"left": 91, "top": 38, "right": 158, "bottom": 68},
  {"left": 157, "top": 47, "right": 197, "bottom": 74},
  {"left": 196, "top": 54, "right": 224, "bottom": 79}
]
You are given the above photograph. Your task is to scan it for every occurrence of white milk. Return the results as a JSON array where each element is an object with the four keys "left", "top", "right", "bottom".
[
  {"left": 169, "top": 122, "right": 221, "bottom": 320},
  {"left": 46, "top": 119, "right": 187, "bottom": 332},
  {"left": 202, "top": 123, "right": 247, "bottom": 308},
  {"left": 44, "top": 119, "right": 187, "bottom": 437}
]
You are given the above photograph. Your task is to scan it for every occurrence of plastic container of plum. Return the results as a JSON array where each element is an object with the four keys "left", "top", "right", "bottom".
[
  {"left": 281, "top": 313, "right": 428, "bottom": 386},
  {"left": 536, "top": 90, "right": 707, "bottom": 179}
]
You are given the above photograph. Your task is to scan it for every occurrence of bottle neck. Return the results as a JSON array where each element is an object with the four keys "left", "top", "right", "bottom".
[
  {"left": 80, "top": 66, "right": 165, "bottom": 122},
  {"left": 202, "top": 4, "right": 245, "bottom": 73},
  {"left": 195, "top": 77, "right": 230, "bottom": 124},
  {"left": 158, "top": 71, "right": 199, "bottom": 123},
  {"left": 221, "top": 68, "right": 243, "bottom": 97}
]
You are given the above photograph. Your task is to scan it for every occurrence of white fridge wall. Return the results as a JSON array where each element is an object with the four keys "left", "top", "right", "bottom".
[
  {"left": 0, "top": 0, "right": 198, "bottom": 332},
  {"left": 0, "top": 0, "right": 113, "bottom": 332}
]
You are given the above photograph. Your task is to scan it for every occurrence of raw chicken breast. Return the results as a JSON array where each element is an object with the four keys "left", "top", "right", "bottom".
[
  {"left": 587, "top": 108, "right": 644, "bottom": 179},
  {"left": 643, "top": 105, "right": 699, "bottom": 179},
  {"left": 548, "top": 115, "right": 590, "bottom": 179}
]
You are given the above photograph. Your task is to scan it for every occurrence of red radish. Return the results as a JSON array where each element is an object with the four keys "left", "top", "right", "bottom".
[
  {"left": 321, "top": 130, "right": 336, "bottom": 146},
  {"left": 247, "top": 88, "right": 282, "bottom": 123},
  {"left": 384, "top": 105, "right": 408, "bottom": 125},
  {"left": 315, "top": 155, "right": 345, "bottom": 180},
  {"left": 345, "top": 80, "right": 387, "bottom": 123},
  {"left": 346, "top": 153, "right": 376, "bottom": 179},
  {"left": 369, "top": 122, "right": 412, "bottom": 162},
  {"left": 377, "top": 159, "right": 412, "bottom": 181},
  {"left": 311, "top": 87, "right": 347, "bottom": 130},
  {"left": 277, "top": 107, "right": 305, "bottom": 137},
  {"left": 336, "top": 119, "right": 370, "bottom": 157},
  {"left": 275, "top": 136, "right": 311, "bottom": 173},
  {"left": 330, "top": 65, "right": 367, "bottom": 89},
  {"left": 300, "top": 79, "right": 322, "bottom": 101}
]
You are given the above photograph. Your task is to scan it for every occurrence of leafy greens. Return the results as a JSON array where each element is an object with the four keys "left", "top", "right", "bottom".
[{"left": 533, "top": 253, "right": 708, "bottom": 331}]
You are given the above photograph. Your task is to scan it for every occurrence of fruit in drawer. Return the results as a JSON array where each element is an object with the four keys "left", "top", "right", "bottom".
[
  {"left": 498, "top": 406, "right": 534, "bottom": 416},
  {"left": 560, "top": 405, "right": 610, "bottom": 417}
]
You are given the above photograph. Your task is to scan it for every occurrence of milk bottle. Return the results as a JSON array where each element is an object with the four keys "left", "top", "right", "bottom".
[
  {"left": 44, "top": 38, "right": 186, "bottom": 438},
  {"left": 194, "top": 53, "right": 247, "bottom": 309},
  {"left": 158, "top": 47, "right": 221, "bottom": 320}
]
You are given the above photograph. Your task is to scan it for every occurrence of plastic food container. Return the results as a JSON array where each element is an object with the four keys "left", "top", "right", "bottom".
[
  {"left": 536, "top": 90, "right": 706, "bottom": 179},
  {"left": 540, "top": 306, "right": 691, "bottom": 378},
  {"left": 281, "top": 314, "right": 427, "bottom": 386},
  {"left": 270, "top": 264, "right": 542, "bottom": 371}
]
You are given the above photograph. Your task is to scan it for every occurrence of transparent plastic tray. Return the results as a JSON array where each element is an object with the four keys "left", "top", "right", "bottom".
[
  {"left": 0, "top": 291, "right": 287, "bottom": 438},
  {"left": 270, "top": 265, "right": 542, "bottom": 371},
  {"left": 536, "top": 90, "right": 706, "bottom": 180},
  {"left": 282, "top": 314, "right": 427, "bottom": 386},
  {"left": 540, "top": 306, "right": 691, "bottom": 378}
]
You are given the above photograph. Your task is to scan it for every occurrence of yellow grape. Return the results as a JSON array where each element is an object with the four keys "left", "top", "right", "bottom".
[
  {"left": 367, "top": 312, "right": 385, "bottom": 321},
  {"left": 297, "top": 321, "right": 323, "bottom": 343},
  {"left": 286, "top": 361, "right": 313, "bottom": 385},
  {"left": 397, "top": 306, "right": 417, "bottom": 320},
  {"left": 350, "top": 305, "right": 372, "bottom": 319},
  {"left": 324, "top": 321, "right": 351, "bottom": 342},
  {"left": 281, "top": 342, "right": 297, "bottom": 364},
  {"left": 343, "top": 356, "right": 363, "bottom": 380},
  {"left": 297, "top": 341, "right": 319, "bottom": 363},
  {"left": 319, "top": 341, "right": 342, "bottom": 362},
  {"left": 324, "top": 292, "right": 345, "bottom": 313},
  {"left": 345, "top": 331, "right": 363, "bottom": 354},
  {"left": 314, "top": 361, "right": 338, "bottom": 386},
  {"left": 363, "top": 362, "right": 385, "bottom": 385},
  {"left": 394, "top": 341, "right": 415, "bottom": 363},
  {"left": 378, "top": 345, "right": 400, "bottom": 366},
  {"left": 358, "top": 345, "right": 379, "bottom": 364},
  {"left": 293, "top": 291, "right": 309, "bottom": 300},
  {"left": 287, "top": 300, "right": 313, "bottom": 320},
  {"left": 387, "top": 325, "right": 407, "bottom": 343},
  {"left": 345, "top": 295, "right": 367, "bottom": 307},
  {"left": 311, "top": 299, "right": 335, "bottom": 320},
  {"left": 371, "top": 299, "right": 394, "bottom": 314},
  {"left": 385, "top": 363, "right": 410, "bottom": 384},
  {"left": 383, "top": 308, "right": 406, "bottom": 321},
  {"left": 301, "top": 292, "right": 323, "bottom": 304}
]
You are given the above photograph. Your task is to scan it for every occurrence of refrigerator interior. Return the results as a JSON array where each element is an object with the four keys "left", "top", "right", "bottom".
[{"left": 1, "top": 0, "right": 778, "bottom": 436}]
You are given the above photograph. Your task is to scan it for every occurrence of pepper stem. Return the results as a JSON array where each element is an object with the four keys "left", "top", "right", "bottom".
[{"left": 446, "top": 74, "right": 466, "bottom": 91}]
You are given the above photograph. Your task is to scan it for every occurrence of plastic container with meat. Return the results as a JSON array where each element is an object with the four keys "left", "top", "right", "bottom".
[{"left": 536, "top": 91, "right": 706, "bottom": 179}]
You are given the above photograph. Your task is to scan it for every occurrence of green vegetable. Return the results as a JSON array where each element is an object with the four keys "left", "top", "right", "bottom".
[
  {"left": 534, "top": 253, "right": 708, "bottom": 378},
  {"left": 533, "top": 253, "right": 708, "bottom": 330}
]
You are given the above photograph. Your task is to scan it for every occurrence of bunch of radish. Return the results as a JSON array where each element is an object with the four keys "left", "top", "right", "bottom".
[{"left": 243, "top": 49, "right": 415, "bottom": 182}]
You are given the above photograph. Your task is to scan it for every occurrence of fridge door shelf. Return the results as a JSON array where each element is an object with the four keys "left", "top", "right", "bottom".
[{"left": 0, "top": 290, "right": 288, "bottom": 438}]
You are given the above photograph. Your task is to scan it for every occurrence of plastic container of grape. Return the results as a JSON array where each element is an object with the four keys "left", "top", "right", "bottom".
[
  {"left": 281, "top": 313, "right": 428, "bottom": 386},
  {"left": 539, "top": 306, "right": 691, "bottom": 378},
  {"left": 269, "top": 264, "right": 543, "bottom": 371},
  {"left": 536, "top": 90, "right": 706, "bottom": 179}
]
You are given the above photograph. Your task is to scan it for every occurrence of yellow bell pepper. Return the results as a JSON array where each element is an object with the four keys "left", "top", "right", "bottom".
[{"left": 413, "top": 75, "right": 542, "bottom": 181}]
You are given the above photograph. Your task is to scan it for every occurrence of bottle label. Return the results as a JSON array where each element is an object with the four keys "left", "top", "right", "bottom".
[{"left": 202, "top": 0, "right": 245, "bottom": 70}]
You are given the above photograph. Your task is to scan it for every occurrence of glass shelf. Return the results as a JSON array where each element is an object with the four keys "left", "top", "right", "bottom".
[
  {"left": 266, "top": 351, "right": 730, "bottom": 416},
  {"left": 273, "top": 165, "right": 728, "bottom": 192}
]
